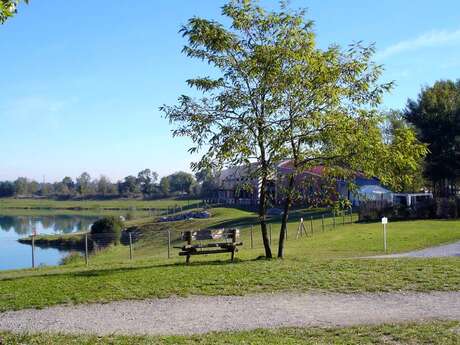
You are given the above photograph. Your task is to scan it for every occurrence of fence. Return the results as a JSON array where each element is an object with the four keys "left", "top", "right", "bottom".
[{"left": 1, "top": 207, "right": 355, "bottom": 270}]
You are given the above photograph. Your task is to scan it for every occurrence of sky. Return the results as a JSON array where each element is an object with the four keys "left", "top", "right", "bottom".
[{"left": 1, "top": 0, "right": 459, "bottom": 182}]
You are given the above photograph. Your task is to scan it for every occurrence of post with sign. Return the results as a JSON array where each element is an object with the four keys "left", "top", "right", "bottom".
[{"left": 381, "top": 217, "right": 388, "bottom": 253}]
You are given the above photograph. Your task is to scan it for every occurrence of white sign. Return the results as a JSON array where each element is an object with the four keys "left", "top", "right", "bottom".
[{"left": 381, "top": 217, "right": 388, "bottom": 225}]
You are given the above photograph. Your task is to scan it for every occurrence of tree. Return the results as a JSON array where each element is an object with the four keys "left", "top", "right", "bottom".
[
  {"left": 168, "top": 172, "right": 196, "bottom": 194},
  {"left": 76, "top": 172, "right": 92, "bottom": 196},
  {"left": 62, "top": 177, "right": 75, "bottom": 194},
  {"left": 162, "top": 0, "right": 294, "bottom": 257},
  {"left": 159, "top": 176, "right": 170, "bottom": 197},
  {"left": 196, "top": 168, "right": 218, "bottom": 199},
  {"left": 162, "top": 0, "right": 426, "bottom": 258},
  {"left": 90, "top": 216, "right": 124, "bottom": 246},
  {"left": 14, "top": 177, "right": 28, "bottom": 195},
  {"left": 137, "top": 169, "right": 158, "bottom": 197},
  {"left": 404, "top": 80, "right": 460, "bottom": 196},
  {"left": 118, "top": 175, "right": 139, "bottom": 195},
  {"left": 97, "top": 175, "right": 114, "bottom": 195},
  {"left": 0, "top": 0, "right": 28, "bottom": 24},
  {"left": 0, "top": 181, "right": 15, "bottom": 197}
]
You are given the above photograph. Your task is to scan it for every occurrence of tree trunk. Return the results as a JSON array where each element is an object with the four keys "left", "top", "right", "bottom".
[
  {"left": 258, "top": 175, "right": 272, "bottom": 258},
  {"left": 278, "top": 175, "right": 294, "bottom": 258}
]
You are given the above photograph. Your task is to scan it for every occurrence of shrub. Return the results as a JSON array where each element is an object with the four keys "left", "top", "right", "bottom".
[
  {"left": 60, "top": 252, "right": 82, "bottom": 265},
  {"left": 90, "top": 216, "right": 124, "bottom": 246},
  {"left": 436, "top": 198, "right": 458, "bottom": 219}
]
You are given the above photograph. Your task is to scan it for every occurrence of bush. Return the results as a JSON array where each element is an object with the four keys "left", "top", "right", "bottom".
[
  {"left": 60, "top": 252, "right": 82, "bottom": 265},
  {"left": 90, "top": 216, "right": 124, "bottom": 246},
  {"left": 436, "top": 198, "right": 458, "bottom": 219}
]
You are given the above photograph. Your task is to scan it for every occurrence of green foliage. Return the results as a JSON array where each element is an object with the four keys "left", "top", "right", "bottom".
[
  {"left": 90, "top": 216, "right": 124, "bottom": 245},
  {"left": 404, "top": 80, "right": 460, "bottom": 196},
  {"left": 0, "top": 0, "right": 27, "bottom": 24},
  {"left": 167, "top": 171, "right": 196, "bottom": 194}
]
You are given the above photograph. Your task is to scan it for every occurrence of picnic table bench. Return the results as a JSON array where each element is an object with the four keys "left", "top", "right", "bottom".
[{"left": 174, "top": 228, "right": 242, "bottom": 263}]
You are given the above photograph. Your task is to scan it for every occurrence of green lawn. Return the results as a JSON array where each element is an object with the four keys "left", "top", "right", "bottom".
[
  {"left": 1, "top": 322, "right": 459, "bottom": 344},
  {"left": 1, "top": 207, "right": 459, "bottom": 312},
  {"left": 0, "top": 197, "right": 201, "bottom": 211}
]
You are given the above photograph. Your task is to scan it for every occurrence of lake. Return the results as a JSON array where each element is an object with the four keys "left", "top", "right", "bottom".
[{"left": 0, "top": 213, "right": 102, "bottom": 271}]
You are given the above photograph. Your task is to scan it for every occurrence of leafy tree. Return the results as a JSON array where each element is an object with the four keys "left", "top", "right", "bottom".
[
  {"left": 76, "top": 172, "right": 92, "bottom": 195},
  {"left": 137, "top": 169, "right": 158, "bottom": 197},
  {"left": 0, "top": 0, "right": 28, "bottom": 24},
  {"left": 404, "top": 80, "right": 460, "bottom": 196},
  {"left": 159, "top": 176, "right": 170, "bottom": 197},
  {"left": 96, "top": 175, "right": 114, "bottom": 195},
  {"left": 62, "top": 177, "right": 75, "bottom": 194},
  {"left": 162, "top": 0, "right": 426, "bottom": 258},
  {"left": 118, "top": 175, "right": 139, "bottom": 195},
  {"left": 195, "top": 168, "right": 218, "bottom": 199},
  {"left": 14, "top": 177, "right": 28, "bottom": 195},
  {"left": 167, "top": 172, "right": 196, "bottom": 194},
  {"left": 0, "top": 181, "right": 15, "bottom": 197}
]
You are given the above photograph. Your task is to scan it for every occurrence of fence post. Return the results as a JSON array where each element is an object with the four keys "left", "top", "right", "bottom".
[
  {"left": 85, "top": 233, "right": 89, "bottom": 266},
  {"left": 333, "top": 211, "right": 336, "bottom": 229},
  {"left": 31, "top": 234, "right": 35, "bottom": 269},
  {"left": 250, "top": 225, "right": 254, "bottom": 249},
  {"left": 129, "top": 232, "right": 133, "bottom": 260},
  {"left": 321, "top": 215, "right": 325, "bottom": 232},
  {"left": 167, "top": 229, "right": 171, "bottom": 259},
  {"left": 350, "top": 207, "right": 353, "bottom": 223},
  {"left": 342, "top": 211, "right": 345, "bottom": 226},
  {"left": 310, "top": 216, "right": 314, "bottom": 235}
]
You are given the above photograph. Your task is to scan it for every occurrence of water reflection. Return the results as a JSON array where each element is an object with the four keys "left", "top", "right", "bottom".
[{"left": 0, "top": 215, "right": 98, "bottom": 236}]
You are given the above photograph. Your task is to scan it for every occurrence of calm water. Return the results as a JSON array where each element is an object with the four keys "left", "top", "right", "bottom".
[{"left": 0, "top": 214, "right": 100, "bottom": 271}]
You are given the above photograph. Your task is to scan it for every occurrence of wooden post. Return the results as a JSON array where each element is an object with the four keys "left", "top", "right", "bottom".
[
  {"left": 85, "top": 233, "right": 89, "bottom": 266},
  {"left": 342, "top": 211, "right": 345, "bottom": 226},
  {"left": 129, "top": 232, "right": 133, "bottom": 260},
  {"left": 31, "top": 234, "right": 35, "bottom": 269},
  {"left": 310, "top": 216, "right": 314, "bottom": 235},
  {"left": 250, "top": 225, "right": 254, "bottom": 249},
  {"left": 333, "top": 211, "right": 336, "bottom": 229},
  {"left": 185, "top": 231, "right": 192, "bottom": 264},
  {"left": 230, "top": 229, "right": 236, "bottom": 262},
  {"left": 350, "top": 207, "right": 353, "bottom": 223},
  {"left": 167, "top": 229, "right": 171, "bottom": 259},
  {"left": 321, "top": 215, "right": 325, "bottom": 232}
]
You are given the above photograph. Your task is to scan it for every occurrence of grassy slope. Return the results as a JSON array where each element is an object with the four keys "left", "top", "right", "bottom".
[
  {"left": 0, "top": 207, "right": 459, "bottom": 311},
  {"left": 0, "top": 197, "right": 201, "bottom": 210},
  {"left": 1, "top": 322, "right": 459, "bottom": 344}
]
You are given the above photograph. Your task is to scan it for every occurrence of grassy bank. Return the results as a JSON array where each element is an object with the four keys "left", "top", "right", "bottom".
[
  {"left": 1, "top": 321, "right": 459, "bottom": 344},
  {"left": 18, "top": 232, "right": 88, "bottom": 251},
  {"left": 0, "top": 197, "right": 201, "bottom": 211}
]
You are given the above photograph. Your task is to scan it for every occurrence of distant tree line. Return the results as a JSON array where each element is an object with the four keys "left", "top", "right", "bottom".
[{"left": 0, "top": 169, "right": 217, "bottom": 199}]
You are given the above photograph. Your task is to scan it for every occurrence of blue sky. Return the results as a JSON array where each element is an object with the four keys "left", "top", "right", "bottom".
[{"left": 1, "top": 0, "right": 459, "bottom": 182}]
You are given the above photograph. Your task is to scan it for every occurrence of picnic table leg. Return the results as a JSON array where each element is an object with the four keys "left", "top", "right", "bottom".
[
  {"left": 231, "top": 249, "right": 235, "bottom": 262},
  {"left": 186, "top": 254, "right": 191, "bottom": 264}
]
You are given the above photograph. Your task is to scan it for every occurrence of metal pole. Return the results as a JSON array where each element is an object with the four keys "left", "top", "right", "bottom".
[
  {"left": 85, "top": 233, "right": 89, "bottom": 266},
  {"left": 167, "top": 230, "right": 171, "bottom": 259},
  {"left": 383, "top": 223, "right": 387, "bottom": 253},
  {"left": 321, "top": 215, "right": 325, "bottom": 232},
  {"left": 129, "top": 232, "right": 133, "bottom": 260},
  {"left": 250, "top": 225, "right": 254, "bottom": 249},
  {"left": 31, "top": 234, "right": 35, "bottom": 269}
]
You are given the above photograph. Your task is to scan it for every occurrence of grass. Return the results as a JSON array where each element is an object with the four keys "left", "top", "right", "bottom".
[
  {"left": 1, "top": 207, "right": 459, "bottom": 312},
  {"left": 0, "top": 197, "right": 201, "bottom": 211},
  {"left": 0, "top": 321, "right": 459, "bottom": 344}
]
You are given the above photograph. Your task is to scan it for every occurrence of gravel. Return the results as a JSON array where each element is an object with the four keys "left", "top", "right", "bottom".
[
  {"left": 1, "top": 292, "right": 460, "bottom": 336},
  {"left": 371, "top": 240, "right": 460, "bottom": 258}
]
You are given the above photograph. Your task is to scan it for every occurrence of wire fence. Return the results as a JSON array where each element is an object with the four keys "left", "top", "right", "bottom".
[{"left": 3, "top": 208, "right": 355, "bottom": 270}]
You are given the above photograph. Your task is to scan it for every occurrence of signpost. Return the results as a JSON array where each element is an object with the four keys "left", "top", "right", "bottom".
[{"left": 381, "top": 217, "right": 388, "bottom": 253}]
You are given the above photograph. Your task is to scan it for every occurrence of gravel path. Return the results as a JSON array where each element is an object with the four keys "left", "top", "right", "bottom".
[
  {"left": 372, "top": 240, "right": 460, "bottom": 258},
  {"left": 1, "top": 292, "right": 460, "bottom": 336}
]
